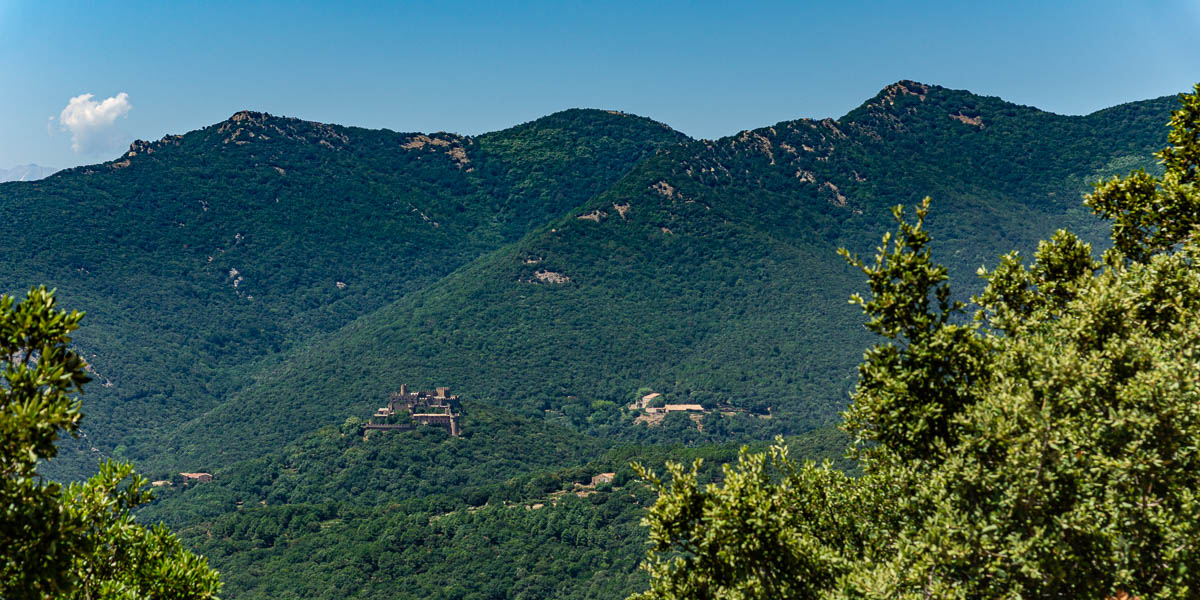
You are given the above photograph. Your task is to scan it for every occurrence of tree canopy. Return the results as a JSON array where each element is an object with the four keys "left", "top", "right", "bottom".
[
  {"left": 634, "top": 84, "right": 1200, "bottom": 599},
  {"left": 0, "top": 286, "right": 220, "bottom": 599}
]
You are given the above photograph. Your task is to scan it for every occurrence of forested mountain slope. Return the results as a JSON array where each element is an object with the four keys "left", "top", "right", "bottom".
[
  {"left": 4, "top": 80, "right": 1181, "bottom": 598},
  {"left": 166, "top": 83, "right": 1177, "bottom": 468},
  {"left": 138, "top": 403, "right": 849, "bottom": 600},
  {"left": 0, "top": 109, "right": 687, "bottom": 477}
]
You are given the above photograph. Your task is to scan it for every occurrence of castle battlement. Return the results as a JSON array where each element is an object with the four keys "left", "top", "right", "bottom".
[{"left": 363, "top": 384, "right": 462, "bottom": 436}]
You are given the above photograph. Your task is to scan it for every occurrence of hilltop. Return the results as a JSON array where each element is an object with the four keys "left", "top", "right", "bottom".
[
  {"left": 0, "top": 81, "right": 1183, "bottom": 597},
  {"left": 0, "top": 107, "right": 687, "bottom": 478},
  {"left": 156, "top": 82, "right": 1177, "bottom": 467}
]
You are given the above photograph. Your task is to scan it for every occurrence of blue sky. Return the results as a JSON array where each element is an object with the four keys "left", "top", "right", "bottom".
[{"left": 2, "top": 0, "right": 1198, "bottom": 169}]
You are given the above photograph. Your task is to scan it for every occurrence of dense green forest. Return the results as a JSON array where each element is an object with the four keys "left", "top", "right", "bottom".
[
  {"left": 0, "top": 108, "right": 686, "bottom": 479},
  {"left": 139, "top": 407, "right": 849, "bottom": 599},
  {"left": 634, "top": 85, "right": 1200, "bottom": 598},
  {"left": 159, "top": 83, "right": 1175, "bottom": 471},
  {"left": 0, "top": 81, "right": 1180, "bottom": 597},
  {"left": 0, "top": 287, "right": 221, "bottom": 599}
]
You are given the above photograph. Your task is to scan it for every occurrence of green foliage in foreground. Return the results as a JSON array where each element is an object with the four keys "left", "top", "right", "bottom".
[
  {"left": 635, "top": 86, "right": 1200, "bottom": 599},
  {"left": 0, "top": 287, "right": 219, "bottom": 599}
]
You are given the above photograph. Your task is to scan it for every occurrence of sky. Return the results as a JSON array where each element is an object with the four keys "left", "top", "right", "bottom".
[{"left": 1, "top": 0, "right": 1198, "bottom": 169}]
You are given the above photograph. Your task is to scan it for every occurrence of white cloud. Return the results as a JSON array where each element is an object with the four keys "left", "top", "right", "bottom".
[{"left": 58, "top": 92, "right": 132, "bottom": 154}]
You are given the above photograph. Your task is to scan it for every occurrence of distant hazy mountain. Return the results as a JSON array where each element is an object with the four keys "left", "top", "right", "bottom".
[{"left": 0, "top": 163, "right": 59, "bottom": 182}]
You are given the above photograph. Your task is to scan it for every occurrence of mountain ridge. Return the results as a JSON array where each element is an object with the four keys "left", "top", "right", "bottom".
[
  {"left": 0, "top": 82, "right": 1179, "bottom": 473},
  {"left": 1, "top": 81, "right": 1184, "bottom": 598},
  {"left": 2, "top": 106, "right": 689, "bottom": 479},
  {"left": 149, "top": 85, "right": 1180, "bottom": 468}
]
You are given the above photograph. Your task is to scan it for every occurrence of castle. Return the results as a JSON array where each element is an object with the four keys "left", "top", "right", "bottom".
[{"left": 363, "top": 384, "right": 462, "bottom": 436}]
